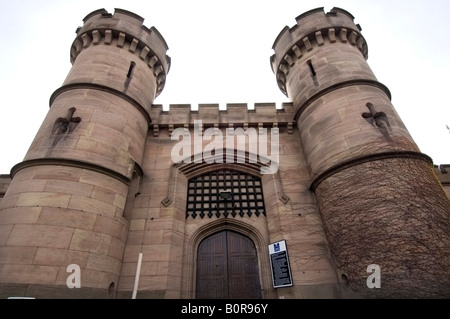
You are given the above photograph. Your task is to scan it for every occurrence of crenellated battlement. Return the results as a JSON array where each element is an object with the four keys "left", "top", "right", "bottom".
[
  {"left": 271, "top": 7, "right": 368, "bottom": 96},
  {"left": 149, "top": 102, "right": 296, "bottom": 136},
  {"left": 71, "top": 8, "right": 171, "bottom": 97}
]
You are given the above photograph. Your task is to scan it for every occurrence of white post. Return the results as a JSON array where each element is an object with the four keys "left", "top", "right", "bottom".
[{"left": 132, "top": 253, "right": 143, "bottom": 299}]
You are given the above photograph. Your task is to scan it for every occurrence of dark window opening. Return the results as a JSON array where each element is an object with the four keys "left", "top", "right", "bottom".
[
  {"left": 127, "top": 61, "right": 136, "bottom": 79},
  {"left": 307, "top": 60, "right": 316, "bottom": 77}
]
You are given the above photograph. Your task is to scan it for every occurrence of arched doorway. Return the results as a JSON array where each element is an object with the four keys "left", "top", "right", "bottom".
[{"left": 196, "top": 230, "right": 262, "bottom": 299}]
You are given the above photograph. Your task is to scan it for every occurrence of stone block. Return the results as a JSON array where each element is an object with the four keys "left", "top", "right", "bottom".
[
  {"left": 129, "top": 219, "right": 145, "bottom": 231},
  {"left": 0, "top": 246, "right": 37, "bottom": 264},
  {"left": 16, "top": 192, "right": 71, "bottom": 209},
  {"left": 86, "top": 253, "right": 121, "bottom": 275},
  {"left": 93, "top": 215, "right": 128, "bottom": 241},
  {"left": 34, "top": 165, "right": 82, "bottom": 182},
  {"left": 37, "top": 207, "right": 96, "bottom": 230},
  {"left": 44, "top": 179, "right": 94, "bottom": 197},
  {"left": 68, "top": 195, "right": 116, "bottom": 217},
  {"left": 0, "top": 264, "right": 58, "bottom": 284},
  {"left": 0, "top": 207, "right": 41, "bottom": 225},
  {"left": 5, "top": 179, "right": 46, "bottom": 195},
  {"left": 141, "top": 244, "right": 171, "bottom": 262},
  {"left": 69, "top": 229, "right": 111, "bottom": 254},
  {"left": 34, "top": 247, "right": 89, "bottom": 267},
  {"left": 7, "top": 224, "right": 73, "bottom": 249},
  {"left": 0, "top": 225, "right": 13, "bottom": 245},
  {"left": 79, "top": 171, "right": 128, "bottom": 195}
]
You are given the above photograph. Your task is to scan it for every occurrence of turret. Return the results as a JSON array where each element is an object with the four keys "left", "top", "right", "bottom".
[
  {"left": 271, "top": 7, "right": 450, "bottom": 298},
  {"left": 0, "top": 8, "right": 170, "bottom": 298}
]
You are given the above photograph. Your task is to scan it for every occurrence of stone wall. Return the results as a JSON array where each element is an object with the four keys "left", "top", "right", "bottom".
[{"left": 315, "top": 157, "right": 450, "bottom": 298}]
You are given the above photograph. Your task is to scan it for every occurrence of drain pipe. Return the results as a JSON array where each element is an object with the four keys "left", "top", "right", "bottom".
[{"left": 132, "top": 253, "right": 143, "bottom": 299}]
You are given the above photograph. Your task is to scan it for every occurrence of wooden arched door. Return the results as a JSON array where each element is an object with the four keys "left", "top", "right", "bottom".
[{"left": 196, "top": 230, "right": 262, "bottom": 299}]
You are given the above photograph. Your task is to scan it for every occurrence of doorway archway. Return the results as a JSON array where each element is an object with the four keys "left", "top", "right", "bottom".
[{"left": 196, "top": 230, "right": 262, "bottom": 299}]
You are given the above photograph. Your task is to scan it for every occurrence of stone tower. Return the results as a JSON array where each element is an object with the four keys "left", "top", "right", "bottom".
[
  {"left": 271, "top": 7, "right": 450, "bottom": 298},
  {"left": 1, "top": 6, "right": 450, "bottom": 300},
  {"left": 0, "top": 8, "right": 170, "bottom": 298}
]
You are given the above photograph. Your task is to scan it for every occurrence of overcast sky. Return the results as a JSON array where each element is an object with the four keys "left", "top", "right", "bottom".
[{"left": 1, "top": 0, "right": 449, "bottom": 174}]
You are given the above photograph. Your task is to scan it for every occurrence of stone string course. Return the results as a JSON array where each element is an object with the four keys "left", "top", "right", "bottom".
[{"left": 149, "top": 102, "right": 296, "bottom": 136}]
